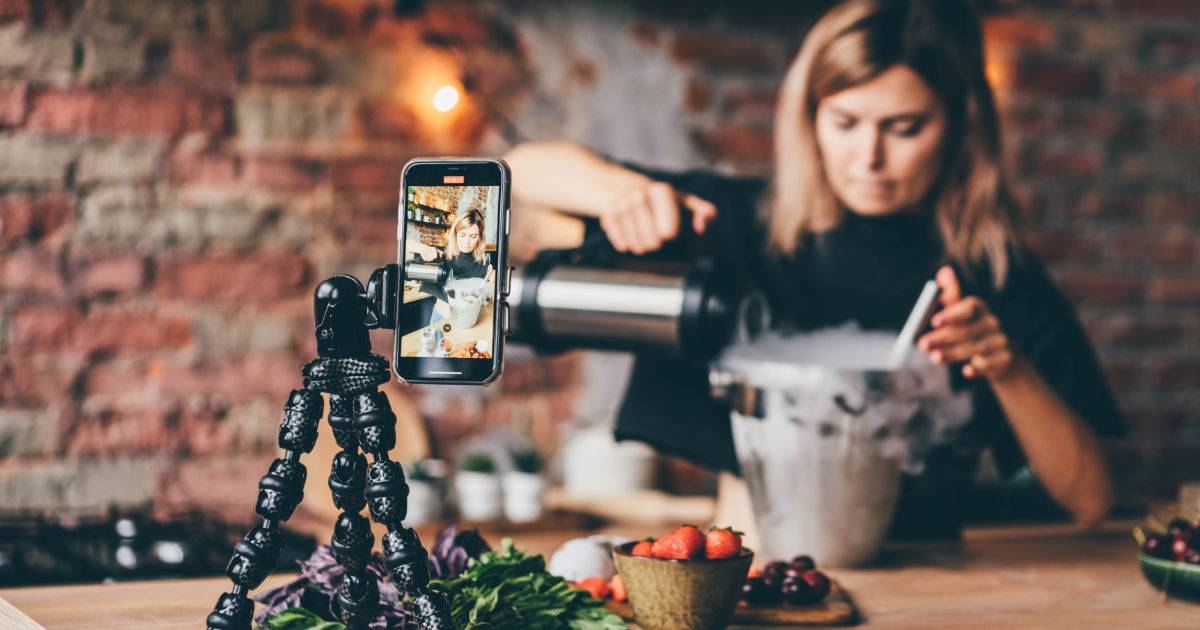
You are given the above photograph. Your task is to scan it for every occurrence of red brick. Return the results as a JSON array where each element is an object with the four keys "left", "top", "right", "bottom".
[
  {"left": 155, "top": 453, "right": 275, "bottom": 521},
  {"left": 154, "top": 251, "right": 311, "bottom": 301},
  {"left": 1056, "top": 106, "right": 1146, "bottom": 140},
  {"left": 11, "top": 303, "right": 82, "bottom": 349},
  {"left": 1150, "top": 358, "right": 1200, "bottom": 391},
  {"left": 1023, "top": 230, "right": 1103, "bottom": 263},
  {"left": 27, "top": 0, "right": 77, "bottom": 26},
  {"left": 1020, "top": 145, "right": 1103, "bottom": 178},
  {"left": 1147, "top": 277, "right": 1200, "bottom": 304},
  {"left": 1113, "top": 0, "right": 1200, "bottom": 18},
  {"left": 692, "top": 126, "right": 773, "bottom": 164},
  {"left": 301, "top": 0, "right": 358, "bottom": 40},
  {"left": 1111, "top": 68, "right": 1198, "bottom": 101},
  {"left": 684, "top": 78, "right": 711, "bottom": 113},
  {"left": 1144, "top": 30, "right": 1200, "bottom": 62},
  {"left": 0, "top": 80, "right": 27, "bottom": 126},
  {"left": 70, "top": 254, "right": 147, "bottom": 296},
  {"left": 358, "top": 99, "right": 419, "bottom": 143},
  {"left": 158, "top": 353, "right": 302, "bottom": 400},
  {"left": 169, "top": 37, "right": 240, "bottom": 93},
  {"left": 169, "top": 147, "right": 240, "bottom": 187},
  {"left": 630, "top": 21, "right": 659, "bottom": 47},
  {"left": 1153, "top": 192, "right": 1200, "bottom": 221},
  {"left": 1110, "top": 231, "right": 1196, "bottom": 266},
  {"left": 0, "top": 353, "right": 83, "bottom": 406},
  {"left": 1158, "top": 118, "right": 1200, "bottom": 146},
  {"left": 242, "top": 155, "right": 324, "bottom": 191},
  {"left": 0, "top": 0, "right": 31, "bottom": 21},
  {"left": 74, "top": 308, "right": 192, "bottom": 352},
  {"left": 1014, "top": 56, "right": 1102, "bottom": 97},
  {"left": 983, "top": 15, "right": 1054, "bottom": 49},
  {"left": 331, "top": 157, "right": 402, "bottom": 194},
  {"left": 1054, "top": 271, "right": 1142, "bottom": 305},
  {"left": 0, "top": 247, "right": 65, "bottom": 296},
  {"left": 723, "top": 85, "right": 777, "bottom": 124},
  {"left": 27, "top": 86, "right": 227, "bottom": 136},
  {"left": 0, "top": 192, "right": 73, "bottom": 245},
  {"left": 248, "top": 39, "right": 322, "bottom": 85},
  {"left": 670, "top": 31, "right": 783, "bottom": 73},
  {"left": 1102, "top": 317, "right": 1187, "bottom": 349},
  {"left": 63, "top": 402, "right": 183, "bottom": 457}
]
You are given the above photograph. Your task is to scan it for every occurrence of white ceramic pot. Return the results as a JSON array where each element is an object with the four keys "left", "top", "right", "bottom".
[
  {"left": 562, "top": 426, "right": 656, "bottom": 497},
  {"left": 455, "top": 470, "right": 502, "bottom": 522},
  {"left": 503, "top": 471, "right": 547, "bottom": 523},
  {"left": 403, "top": 479, "right": 442, "bottom": 527}
]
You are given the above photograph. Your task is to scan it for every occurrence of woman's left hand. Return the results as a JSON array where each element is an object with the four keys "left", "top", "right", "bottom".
[
  {"left": 484, "top": 265, "right": 496, "bottom": 286},
  {"left": 918, "top": 265, "right": 1018, "bottom": 381}
]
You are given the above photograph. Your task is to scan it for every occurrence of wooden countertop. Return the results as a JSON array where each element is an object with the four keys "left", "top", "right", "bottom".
[{"left": 0, "top": 520, "right": 1194, "bottom": 629}]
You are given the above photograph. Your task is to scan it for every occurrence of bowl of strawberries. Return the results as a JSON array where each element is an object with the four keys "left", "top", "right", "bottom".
[{"left": 612, "top": 525, "right": 752, "bottom": 630}]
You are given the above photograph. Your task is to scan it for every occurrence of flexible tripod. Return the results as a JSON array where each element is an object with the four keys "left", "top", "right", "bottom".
[{"left": 206, "top": 265, "right": 453, "bottom": 630}]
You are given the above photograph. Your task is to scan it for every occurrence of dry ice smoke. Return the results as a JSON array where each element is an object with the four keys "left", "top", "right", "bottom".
[{"left": 716, "top": 322, "right": 974, "bottom": 474}]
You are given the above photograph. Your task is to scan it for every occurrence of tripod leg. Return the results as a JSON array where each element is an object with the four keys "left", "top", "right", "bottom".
[
  {"left": 354, "top": 389, "right": 454, "bottom": 629},
  {"left": 207, "top": 389, "right": 323, "bottom": 630},
  {"left": 326, "top": 393, "right": 378, "bottom": 630}
]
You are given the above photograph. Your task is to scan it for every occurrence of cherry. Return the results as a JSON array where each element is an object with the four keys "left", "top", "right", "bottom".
[
  {"left": 761, "top": 561, "right": 787, "bottom": 587},
  {"left": 1143, "top": 535, "right": 1175, "bottom": 560},
  {"left": 1166, "top": 518, "right": 1194, "bottom": 539},
  {"left": 1171, "top": 536, "right": 1191, "bottom": 560},
  {"left": 781, "top": 575, "right": 821, "bottom": 606},
  {"left": 790, "top": 555, "right": 816, "bottom": 571},
  {"left": 800, "top": 570, "right": 832, "bottom": 599},
  {"left": 741, "top": 577, "right": 781, "bottom": 606}
]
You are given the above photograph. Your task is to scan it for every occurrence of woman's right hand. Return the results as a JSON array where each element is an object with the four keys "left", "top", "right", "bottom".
[{"left": 600, "top": 180, "right": 717, "bottom": 255}]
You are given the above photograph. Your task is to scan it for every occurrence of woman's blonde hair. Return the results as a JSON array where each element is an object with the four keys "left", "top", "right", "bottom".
[
  {"left": 768, "top": 0, "right": 1020, "bottom": 287},
  {"left": 444, "top": 209, "right": 488, "bottom": 264}
]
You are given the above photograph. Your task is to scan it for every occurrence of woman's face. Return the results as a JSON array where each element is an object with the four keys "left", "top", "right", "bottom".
[
  {"left": 456, "top": 222, "right": 481, "bottom": 254},
  {"left": 814, "top": 64, "right": 947, "bottom": 216}
]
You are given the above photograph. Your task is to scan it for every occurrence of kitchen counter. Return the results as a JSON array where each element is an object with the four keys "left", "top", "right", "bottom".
[{"left": 0, "top": 520, "right": 1193, "bottom": 629}]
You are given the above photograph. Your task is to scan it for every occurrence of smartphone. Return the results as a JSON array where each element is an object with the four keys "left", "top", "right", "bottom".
[{"left": 393, "top": 158, "right": 511, "bottom": 385}]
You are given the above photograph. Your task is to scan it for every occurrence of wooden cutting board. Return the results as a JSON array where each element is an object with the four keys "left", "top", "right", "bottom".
[{"left": 606, "top": 580, "right": 859, "bottom": 626}]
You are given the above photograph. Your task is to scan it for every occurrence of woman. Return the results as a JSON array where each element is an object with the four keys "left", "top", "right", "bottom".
[
  {"left": 411, "top": 210, "right": 497, "bottom": 289},
  {"left": 506, "top": 0, "right": 1124, "bottom": 535}
]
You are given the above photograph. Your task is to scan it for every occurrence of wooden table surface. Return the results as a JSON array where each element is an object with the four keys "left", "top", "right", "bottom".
[
  {"left": 399, "top": 296, "right": 495, "bottom": 357},
  {"left": 0, "top": 520, "right": 1194, "bottom": 629}
]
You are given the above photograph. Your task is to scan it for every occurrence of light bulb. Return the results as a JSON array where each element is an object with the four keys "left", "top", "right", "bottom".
[{"left": 432, "top": 85, "right": 460, "bottom": 112}]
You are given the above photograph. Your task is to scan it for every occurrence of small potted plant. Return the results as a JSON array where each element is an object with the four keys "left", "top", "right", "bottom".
[
  {"left": 403, "top": 459, "right": 445, "bottom": 527},
  {"left": 504, "top": 448, "right": 547, "bottom": 523},
  {"left": 455, "top": 452, "right": 501, "bottom": 522}
]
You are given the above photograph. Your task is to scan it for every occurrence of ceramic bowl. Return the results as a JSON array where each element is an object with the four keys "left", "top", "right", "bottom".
[{"left": 1140, "top": 553, "right": 1200, "bottom": 603}]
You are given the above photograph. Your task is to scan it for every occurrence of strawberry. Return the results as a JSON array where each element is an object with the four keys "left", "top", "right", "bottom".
[
  {"left": 576, "top": 576, "right": 610, "bottom": 599},
  {"left": 652, "top": 525, "right": 705, "bottom": 560},
  {"left": 609, "top": 574, "right": 627, "bottom": 603},
  {"left": 631, "top": 540, "right": 655, "bottom": 557},
  {"left": 705, "top": 527, "right": 743, "bottom": 559}
]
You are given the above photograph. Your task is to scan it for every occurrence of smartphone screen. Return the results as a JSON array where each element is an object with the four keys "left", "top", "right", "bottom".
[{"left": 393, "top": 159, "right": 509, "bottom": 385}]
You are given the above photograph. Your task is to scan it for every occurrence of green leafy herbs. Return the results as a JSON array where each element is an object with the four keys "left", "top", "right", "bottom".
[
  {"left": 259, "top": 607, "right": 346, "bottom": 630},
  {"left": 460, "top": 452, "right": 497, "bottom": 474},
  {"left": 431, "top": 538, "right": 627, "bottom": 630},
  {"left": 511, "top": 448, "right": 543, "bottom": 474}
]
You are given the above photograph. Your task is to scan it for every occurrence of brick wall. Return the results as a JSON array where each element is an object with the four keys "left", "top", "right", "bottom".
[{"left": 0, "top": 0, "right": 1196, "bottom": 519}]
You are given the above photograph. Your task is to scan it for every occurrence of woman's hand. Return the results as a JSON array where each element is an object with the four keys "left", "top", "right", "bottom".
[
  {"left": 484, "top": 264, "right": 496, "bottom": 286},
  {"left": 918, "top": 265, "right": 1017, "bottom": 381},
  {"left": 600, "top": 180, "right": 717, "bottom": 255}
]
